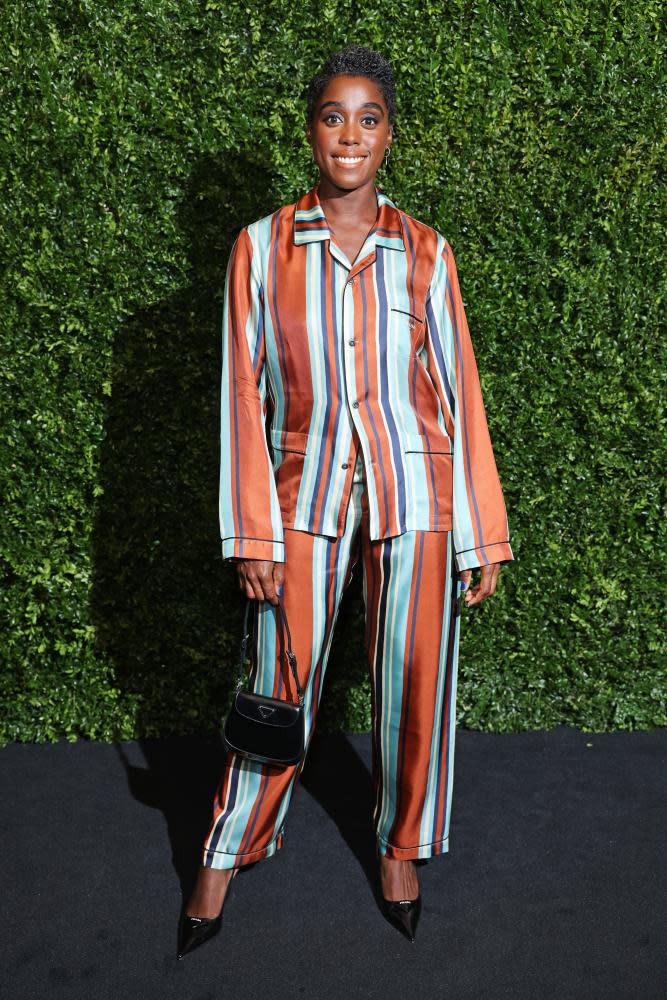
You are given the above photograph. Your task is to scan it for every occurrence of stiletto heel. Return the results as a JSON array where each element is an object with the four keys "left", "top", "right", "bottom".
[{"left": 177, "top": 868, "right": 238, "bottom": 960}]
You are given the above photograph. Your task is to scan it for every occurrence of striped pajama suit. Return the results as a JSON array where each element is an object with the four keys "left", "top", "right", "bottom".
[
  {"left": 203, "top": 435, "right": 463, "bottom": 867},
  {"left": 202, "top": 181, "right": 513, "bottom": 869}
]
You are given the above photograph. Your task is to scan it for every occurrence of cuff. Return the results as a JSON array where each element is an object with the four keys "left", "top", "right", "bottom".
[
  {"left": 221, "top": 536, "right": 286, "bottom": 562},
  {"left": 455, "top": 540, "right": 514, "bottom": 572}
]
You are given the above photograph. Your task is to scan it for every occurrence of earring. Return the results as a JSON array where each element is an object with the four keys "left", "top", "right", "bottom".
[{"left": 384, "top": 147, "right": 390, "bottom": 168}]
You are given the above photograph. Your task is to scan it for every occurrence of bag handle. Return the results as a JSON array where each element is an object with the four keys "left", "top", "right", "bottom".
[{"left": 236, "top": 595, "right": 304, "bottom": 704}]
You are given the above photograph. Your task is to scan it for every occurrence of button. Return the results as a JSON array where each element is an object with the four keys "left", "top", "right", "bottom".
[
  {"left": 408, "top": 319, "right": 415, "bottom": 329},
  {"left": 341, "top": 463, "right": 349, "bottom": 469},
  {"left": 349, "top": 277, "right": 356, "bottom": 286},
  {"left": 352, "top": 401, "right": 359, "bottom": 408},
  {"left": 348, "top": 339, "right": 355, "bottom": 346}
]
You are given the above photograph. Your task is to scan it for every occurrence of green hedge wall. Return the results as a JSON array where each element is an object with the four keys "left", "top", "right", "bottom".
[{"left": 1, "top": 0, "right": 665, "bottom": 744}]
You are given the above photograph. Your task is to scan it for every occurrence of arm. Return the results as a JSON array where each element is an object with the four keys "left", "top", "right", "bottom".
[
  {"left": 424, "top": 237, "right": 514, "bottom": 574},
  {"left": 219, "top": 227, "right": 285, "bottom": 563}
]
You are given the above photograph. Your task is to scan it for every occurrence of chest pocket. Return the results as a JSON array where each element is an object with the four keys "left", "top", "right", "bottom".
[
  {"left": 403, "top": 431, "right": 452, "bottom": 454},
  {"left": 388, "top": 298, "right": 426, "bottom": 350}
]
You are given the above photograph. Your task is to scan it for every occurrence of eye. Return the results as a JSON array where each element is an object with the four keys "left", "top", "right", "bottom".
[
  {"left": 361, "top": 115, "right": 379, "bottom": 126},
  {"left": 323, "top": 112, "right": 343, "bottom": 124}
]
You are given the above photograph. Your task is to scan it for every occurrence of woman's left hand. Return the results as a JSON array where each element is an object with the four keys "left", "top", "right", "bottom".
[{"left": 459, "top": 562, "right": 502, "bottom": 607}]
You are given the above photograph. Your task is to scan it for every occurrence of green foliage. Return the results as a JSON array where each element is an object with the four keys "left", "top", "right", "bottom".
[{"left": 1, "top": 0, "right": 665, "bottom": 744}]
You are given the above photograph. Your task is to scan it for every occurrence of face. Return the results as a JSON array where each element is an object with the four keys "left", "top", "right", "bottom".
[{"left": 306, "top": 74, "right": 393, "bottom": 192}]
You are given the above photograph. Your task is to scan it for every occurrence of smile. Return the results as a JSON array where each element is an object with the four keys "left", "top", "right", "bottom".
[{"left": 332, "top": 154, "right": 368, "bottom": 164}]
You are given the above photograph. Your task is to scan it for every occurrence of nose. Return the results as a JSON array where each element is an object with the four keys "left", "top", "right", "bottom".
[{"left": 338, "top": 120, "right": 361, "bottom": 145}]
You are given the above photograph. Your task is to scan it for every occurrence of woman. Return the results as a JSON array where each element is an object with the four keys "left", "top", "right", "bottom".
[{"left": 178, "top": 43, "right": 513, "bottom": 958}]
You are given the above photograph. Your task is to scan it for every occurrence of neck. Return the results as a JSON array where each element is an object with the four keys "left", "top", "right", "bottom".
[{"left": 316, "top": 176, "right": 379, "bottom": 229}]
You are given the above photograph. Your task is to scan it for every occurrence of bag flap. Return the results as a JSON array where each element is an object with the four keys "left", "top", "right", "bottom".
[{"left": 233, "top": 690, "right": 301, "bottom": 728}]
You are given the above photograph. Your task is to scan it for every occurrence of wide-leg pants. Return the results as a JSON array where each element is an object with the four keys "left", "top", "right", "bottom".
[{"left": 202, "top": 446, "right": 463, "bottom": 868}]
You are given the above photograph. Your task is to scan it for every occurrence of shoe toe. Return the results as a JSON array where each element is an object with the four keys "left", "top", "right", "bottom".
[{"left": 177, "top": 913, "right": 222, "bottom": 959}]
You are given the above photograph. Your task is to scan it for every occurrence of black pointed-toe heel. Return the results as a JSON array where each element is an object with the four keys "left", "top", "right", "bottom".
[
  {"left": 177, "top": 868, "right": 237, "bottom": 960},
  {"left": 380, "top": 893, "right": 422, "bottom": 942},
  {"left": 377, "top": 850, "right": 422, "bottom": 942}
]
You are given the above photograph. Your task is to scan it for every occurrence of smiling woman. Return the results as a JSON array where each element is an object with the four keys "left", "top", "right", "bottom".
[
  {"left": 177, "top": 43, "right": 514, "bottom": 959},
  {"left": 305, "top": 60, "right": 394, "bottom": 265}
]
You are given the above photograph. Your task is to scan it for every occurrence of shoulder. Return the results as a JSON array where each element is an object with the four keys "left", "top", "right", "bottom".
[
  {"left": 392, "top": 203, "right": 450, "bottom": 269},
  {"left": 228, "top": 198, "right": 296, "bottom": 277},
  {"left": 241, "top": 197, "right": 297, "bottom": 248},
  {"left": 398, "top": 205, "right": 439, "bottom": 240}
]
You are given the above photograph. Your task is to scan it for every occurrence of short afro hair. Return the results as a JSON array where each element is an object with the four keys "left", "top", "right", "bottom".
[{"left": 305, "top": 44, "right": 397, "bottom": 128}]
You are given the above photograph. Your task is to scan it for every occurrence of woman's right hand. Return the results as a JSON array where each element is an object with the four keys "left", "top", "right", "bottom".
[{"left": 232, "top": 559, "right": 285, "bottom": 605}]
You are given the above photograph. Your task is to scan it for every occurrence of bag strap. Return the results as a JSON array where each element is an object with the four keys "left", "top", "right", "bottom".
[{"left": 236, "top": 595, "right": 304, "bottom": 705}]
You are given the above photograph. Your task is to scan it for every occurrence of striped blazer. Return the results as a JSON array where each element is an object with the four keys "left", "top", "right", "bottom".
[{"left": 219, "top": 182, "right": 514, "bottom": 572}]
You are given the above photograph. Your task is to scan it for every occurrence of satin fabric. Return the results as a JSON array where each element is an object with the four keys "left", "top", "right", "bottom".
[
  {"left": 219, "top": 182, "right": 514, "bottom": 572},
  {"left": 203, "top": 444, "right": 463, "bottom": 867}
]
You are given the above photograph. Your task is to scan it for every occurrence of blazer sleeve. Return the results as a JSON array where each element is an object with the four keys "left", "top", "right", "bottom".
[
  {"left": 219, "top": 227, "right": 285, "bottom": 563},
  {"left": 425, "top": 238, "right": 514, "bottom": 572}
]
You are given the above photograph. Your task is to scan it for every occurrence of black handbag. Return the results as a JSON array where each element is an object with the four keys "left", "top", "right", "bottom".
[{"left": 223, "top": 596, "right": 306, "bottom": 767}]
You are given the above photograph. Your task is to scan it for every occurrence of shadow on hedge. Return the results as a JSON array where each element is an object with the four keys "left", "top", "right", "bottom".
[
  {"left": 90, "top": 153, "right": 283, "bottom": 739},
  {"left": 89, "top": 153, "right": 370, "bottom": 895}
]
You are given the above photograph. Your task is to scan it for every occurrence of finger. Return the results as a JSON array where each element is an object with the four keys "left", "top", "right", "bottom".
[
  {"left": 467, "top": 564, "right": 500, "bottom": 605},
  {"left": 464, "top": 569, "right": 485, "bottom": 606},
  {"left": 236, "top": 564, "right": 254, "bottom": 598},
  {"left": 243, "top": 570, "right": 265, "bottom": 602},
  {"left": 463, "top": 571, "right": 479, "bottom": 604},
  {"left": 487, "top": 565, "right": 500, "bottom": 596},
  {"left": 263, "top": 580, "right": 280, "bottom": 605},
  {"left": 478, "top": 567, "right": 496, "bottom": 600},
  {"left": 256, "top": 565, "right": 280, "bottom": 605},
  {"left": 483, "top": 563, "right": 500, "bottom": 597},
  {"left": 466, "top": 588, "right": 484, "bottom": 606}
]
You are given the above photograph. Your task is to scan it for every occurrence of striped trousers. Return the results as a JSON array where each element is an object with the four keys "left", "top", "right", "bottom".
[{"left": 203, "top": 446, "right": 463, "bottom": 868}]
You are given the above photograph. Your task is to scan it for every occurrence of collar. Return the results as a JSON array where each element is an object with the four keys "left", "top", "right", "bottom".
[{"left": 293, "top": 182, "right": 406, "bottom": 253}]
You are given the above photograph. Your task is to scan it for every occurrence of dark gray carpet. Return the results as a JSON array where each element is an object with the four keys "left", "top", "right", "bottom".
[{"left": 1, "top": 726, "right": 665, "bottom": 999}]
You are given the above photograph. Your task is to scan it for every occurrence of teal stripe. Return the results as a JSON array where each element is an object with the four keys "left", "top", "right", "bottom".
[
  {"left": 373, "top": 531, "right": 417, "bottom": 845},
  {"left": 419, "top": 533, "right": 456, "bottom": 846}
]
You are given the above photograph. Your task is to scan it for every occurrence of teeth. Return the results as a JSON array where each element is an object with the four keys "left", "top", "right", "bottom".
[{"left": 334, "top": 155, "right": 366, "bottom": 163}]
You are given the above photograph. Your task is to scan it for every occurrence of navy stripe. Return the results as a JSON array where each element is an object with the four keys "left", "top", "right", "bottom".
[
  {"left": 374, "top": 247, "right": 406, "bottom": 531},
  {"left": 425, "top": 290, "right": 456, "bottom": 417},
  {"left": 207, "top": 758, "right": 241, "bottom": 855}
]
